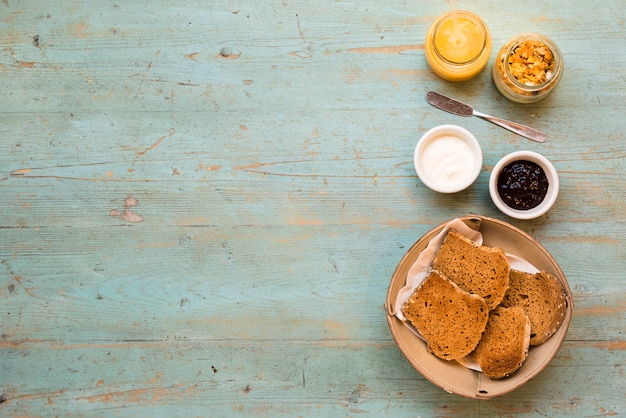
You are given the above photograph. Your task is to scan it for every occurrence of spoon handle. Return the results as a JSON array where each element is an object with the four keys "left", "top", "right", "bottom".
[{"left": 473, "top": 111, "right": 547, "bottom": 143}]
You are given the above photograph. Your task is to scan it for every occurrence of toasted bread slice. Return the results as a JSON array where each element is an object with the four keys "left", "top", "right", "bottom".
[
  {"left": 500, "top": 269, "right": 568, "bottom": 345},
  {"left": 402, "top": 270, "right": 489, "bottom": 361},
  {"left": 432, "top": 229, "right": 510, "bottom": 310},
  {"left": 470, "top": 306, "right": 531, "bottom": 379}
]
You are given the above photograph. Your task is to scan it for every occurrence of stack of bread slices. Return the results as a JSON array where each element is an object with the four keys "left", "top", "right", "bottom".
[{"left": 401, "top": 229, "right": 568, "bottom": 379}]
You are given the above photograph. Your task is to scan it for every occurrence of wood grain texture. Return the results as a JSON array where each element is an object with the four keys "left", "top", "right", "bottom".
[{"left": 1, "top": 0, "right": 625, "bottom": 416}]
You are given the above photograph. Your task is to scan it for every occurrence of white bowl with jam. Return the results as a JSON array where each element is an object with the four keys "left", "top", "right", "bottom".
[
  {"left": 415, "top": 124, "right": 483, "bottom": 193},
  {"left": 489, "top": 151, "right": 559, "bottom": 219}
]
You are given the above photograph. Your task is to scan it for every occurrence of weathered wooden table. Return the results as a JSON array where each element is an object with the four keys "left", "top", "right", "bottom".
[{"left": 1, "top": 1, "right": 624, "bottom": 416}]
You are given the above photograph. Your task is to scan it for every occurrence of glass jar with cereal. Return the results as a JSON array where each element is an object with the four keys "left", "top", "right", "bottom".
[{"left": 492, "top": 33, "right": 563, "bottom": 103}]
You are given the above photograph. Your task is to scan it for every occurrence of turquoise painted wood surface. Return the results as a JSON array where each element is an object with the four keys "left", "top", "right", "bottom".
[{"left": 1, "top": 0, "right": 624, "bottom": 416}]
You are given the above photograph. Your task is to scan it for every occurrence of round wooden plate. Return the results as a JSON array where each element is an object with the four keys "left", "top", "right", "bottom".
[{"left": 385, "top": 215, "right": 573, "bottom": 399}]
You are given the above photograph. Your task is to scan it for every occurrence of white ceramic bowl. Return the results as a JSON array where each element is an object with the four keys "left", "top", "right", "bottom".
[
  {"left": 414, "top": 124, "right": 483, "bottom": 193},
  {"left": 489, "top": 151, "right": 559, "bottom": 220}
]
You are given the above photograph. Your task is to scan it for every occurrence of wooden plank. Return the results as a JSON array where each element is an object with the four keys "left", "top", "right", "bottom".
[
  {"left": 1, "top": 0, "right": 625, "bottom": 416},
  {"left": 0, "top": 342, "right": 623, "bottom": 416}
]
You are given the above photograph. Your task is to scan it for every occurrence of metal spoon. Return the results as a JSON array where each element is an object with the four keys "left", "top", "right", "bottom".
[{"left": 426, "top": 91, "right": 547, "bottom": 143}]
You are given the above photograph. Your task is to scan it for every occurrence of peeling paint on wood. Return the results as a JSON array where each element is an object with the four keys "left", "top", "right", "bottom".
[{"left": 0, "top": 0, "right": 624, "bottom": 416}]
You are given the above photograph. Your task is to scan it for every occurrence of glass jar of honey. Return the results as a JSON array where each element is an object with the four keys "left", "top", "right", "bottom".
[{"left": 425, "top": 10, "right": 492, "bottom": 82}]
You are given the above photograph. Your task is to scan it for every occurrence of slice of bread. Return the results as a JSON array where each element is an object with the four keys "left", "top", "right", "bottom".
[
  {"left": 470, "top": 306, "right": 531, "bottom": 379},
  {"left": 402, "top": 270, "right": 489, "bottom": 361},
  {"left": 500, "top": 269, "right": 568, "bottom": 345},
  {"left": 432, "top": 229, "right": 510, "bottom": 310}
]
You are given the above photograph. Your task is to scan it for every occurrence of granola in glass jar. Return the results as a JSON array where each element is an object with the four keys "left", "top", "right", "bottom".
[{"left": 493, "top": 34, "right": 563, "bottom": 103}]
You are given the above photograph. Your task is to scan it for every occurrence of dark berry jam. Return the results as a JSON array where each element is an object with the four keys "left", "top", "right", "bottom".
[{"left": 497, "top": 160, "right": 549, "bottom": 210}]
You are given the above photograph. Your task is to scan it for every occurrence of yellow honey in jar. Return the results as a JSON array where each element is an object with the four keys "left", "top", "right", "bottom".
[{"left": 425, "top": 10, "right": 492, "bottom": 82}]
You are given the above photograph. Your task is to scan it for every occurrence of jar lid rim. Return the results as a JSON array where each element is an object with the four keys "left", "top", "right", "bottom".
[{"left": 431, "top": 11, "right": 489, "bottom": 65}]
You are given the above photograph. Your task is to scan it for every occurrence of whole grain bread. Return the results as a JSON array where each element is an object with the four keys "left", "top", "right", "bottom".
[
  {"left": 402, "top": 269, "right": 489, "bottom": 361},
  {"left": 470, "top": 306, "right": 531, "bottom": 379},
  {"left": 432, "top": 229, "right": 510, "bottom": 310},
  {"left": 500, "top": 269, "right": 568, "bottom": 345}
]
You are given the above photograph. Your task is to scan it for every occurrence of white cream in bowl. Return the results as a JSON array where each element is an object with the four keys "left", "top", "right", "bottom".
[{"left": 414, "top": 124, "right": 483, "bottom": 193}]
